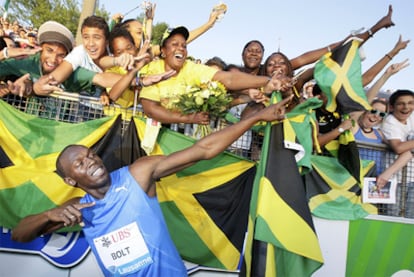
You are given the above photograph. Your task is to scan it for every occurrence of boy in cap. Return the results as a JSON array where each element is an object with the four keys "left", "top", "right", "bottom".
[{"left": 0, "top": 20, "right": 106, "bottom": 97}]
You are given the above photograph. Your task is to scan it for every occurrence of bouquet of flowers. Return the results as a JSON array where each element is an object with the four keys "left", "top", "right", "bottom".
[{"left": 173, "top": 80, "right": 232, "bottom": 138}]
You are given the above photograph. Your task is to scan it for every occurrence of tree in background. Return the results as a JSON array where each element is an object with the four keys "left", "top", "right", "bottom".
[{"left": 7, "top": 0, "right": 108, "bottom": 36}]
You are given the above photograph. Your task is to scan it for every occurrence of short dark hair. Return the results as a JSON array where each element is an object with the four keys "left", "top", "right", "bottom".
[
  {"left": 263, "top": 52, "right": 293, "bottom": 77},
  {"left": 82, "top": 16, "right": 109, "bottom": 39},
  {"left": 388, "top": 89, "right": 414, "bottom": 107},
  {"left": 205, "top": 56, "right": 227, "bottom": 70},
  {"left": 55, "top": 144, "right": 79, "bottom": 178},
  {"left": 242, "top": 40, "right": 265, "bottom": 54},
  {"left": 108, "top": 27, "right": 135, "bottom": 54}
]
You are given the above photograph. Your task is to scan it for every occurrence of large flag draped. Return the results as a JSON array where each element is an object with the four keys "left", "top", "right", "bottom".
[
  {"left": 0, "top": 99, "right": 125, "bottom": 229},
  {"left": 241, "top": 98, "right": 323, "bottom": 276},
  {"left": 314, "top": 38, "right": 371, "bottom": 114},
  {"left": 133, "top": 117, "right": 256, "bottom": 270}
]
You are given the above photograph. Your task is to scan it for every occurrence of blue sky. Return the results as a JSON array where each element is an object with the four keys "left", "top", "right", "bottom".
[{"left": 99, "top": 0, "right": 413, "bottom": 92}]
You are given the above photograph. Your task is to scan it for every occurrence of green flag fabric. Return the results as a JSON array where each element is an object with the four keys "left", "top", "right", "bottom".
[
  {"left": 305, "top": 154, "right": 377, "bottom": 220},
  {"left": 314, "top": 38, "right": 371, "bottom": 114},
  {"left": 0, "top": 99, "right": 124, "bottom": 229},
  {"left": 241, "top": 114, "right": 323, "bottom": 276},
  {"left": 133, "top": 117, "right": 256, "bottom": 270}
]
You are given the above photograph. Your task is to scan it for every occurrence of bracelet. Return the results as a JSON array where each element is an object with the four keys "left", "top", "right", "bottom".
[
  {"left": 135, "top": 72, "right": 140, "bottom": 87},
  {"left": 3, "top": 47, "right": 8, "bottom": 59},
  {"left": 385, "top": 54, "right": 393, "bottom": 60},
  {"left": 368, "top": 29, "right": 373, "bottom": 37}
]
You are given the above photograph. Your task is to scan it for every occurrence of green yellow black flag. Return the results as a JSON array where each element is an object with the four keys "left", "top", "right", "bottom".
[
  {"left": 133, "top": 117, "right": 256, "bottom": 270},
  {"left": 314, "top": 38, "right": 371, "bottom": 114},
  {"left": 241, "top": 100, "right": 323, "bottom": 276},
  {"left": 0, "top": 99, "right": 123, "bottom": 229}
]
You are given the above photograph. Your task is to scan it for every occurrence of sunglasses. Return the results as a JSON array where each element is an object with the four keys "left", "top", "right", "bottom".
[{"left": 370, "top": 109, "right": 387, "bottom": 118}]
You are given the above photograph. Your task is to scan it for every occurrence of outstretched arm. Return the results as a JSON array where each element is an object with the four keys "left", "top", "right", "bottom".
[
  {"left": 290, "top": 5, "right": 394, "bottom": 70},
  {"left": 154, "top": 96, "right": 291, "bottom": 177},
  {"left": 377, "top": 151, "right": 413, "bottom": 188},
  {"left": 362, "top": 35, "right": 410, "bottom": 87},
  {"left": 187, "top": 5, "right": 226, "bottom": 44},
  {"left": 11, "top": 198, "right": 95, "bottom": 243},
  {"left": 365, "top": 58, "right": 409, "bottom": 102}
]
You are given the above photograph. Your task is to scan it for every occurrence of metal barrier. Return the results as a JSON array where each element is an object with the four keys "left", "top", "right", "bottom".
[{"left": 2, "top": 92, "right": 413, "bottom": 219}]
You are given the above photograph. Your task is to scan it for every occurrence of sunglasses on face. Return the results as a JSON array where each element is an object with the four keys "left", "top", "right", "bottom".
[{"left": 370, "top": 109, "right": 387, "bottom": 118}]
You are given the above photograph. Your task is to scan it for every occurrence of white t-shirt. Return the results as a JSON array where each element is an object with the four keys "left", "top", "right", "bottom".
[
  {"left": 381, "top": 112, "right": 414, "bottom": 182},
  {"left": 64, "top": 45, "right": 102, "bottom": 73}
]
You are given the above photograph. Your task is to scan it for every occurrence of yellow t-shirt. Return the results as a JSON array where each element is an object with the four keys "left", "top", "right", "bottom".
[
  {"left": 106, "top": 66, "right": 137, "bottom": 108},
  {"left": 139, "top": 59, "right": 218, "bottom": 110}
]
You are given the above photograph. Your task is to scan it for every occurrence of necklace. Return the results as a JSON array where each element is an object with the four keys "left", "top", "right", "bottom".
[{"left": 358, "top": 117, "right": 373, "bottom": 134}]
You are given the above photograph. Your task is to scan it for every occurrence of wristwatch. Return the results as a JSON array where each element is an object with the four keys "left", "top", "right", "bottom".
[{"left": 338, "top": 127, "right": 345, "bottom": 133}]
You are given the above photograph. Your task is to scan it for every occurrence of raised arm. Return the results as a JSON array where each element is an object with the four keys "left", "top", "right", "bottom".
[
  {"left": 365, "top": 59, "right": 409, "bottom": 102},
  {"left": 362, "top": 35, "right": 410, "bottom": 87},
  {"left": 290, "top": 5, "right": 394, "bottom": 70},
  {"left": 186, "top": 5, "right": 226, "bottom": 44},
  {"left": 377, "top": 151, "right": 413, "bottom": 188}
]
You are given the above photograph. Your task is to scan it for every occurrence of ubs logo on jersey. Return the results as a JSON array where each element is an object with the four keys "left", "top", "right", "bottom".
[{"left": 0, "top": 227, "right": 90, "bottom": 268}]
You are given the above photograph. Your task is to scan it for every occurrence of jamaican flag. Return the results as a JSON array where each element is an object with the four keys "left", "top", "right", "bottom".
[
  {"left": 0, "top": 99, "right": 125, "bottom": 229},
  {"left": 305, "top": 154, "right": 376, "bottom": 220},
  {"left": 241, "top": 101, "right": 323, "bottom": 276},
  {"left": 314, "top": 37, "right": 371, "bottom": 114},
  {"left": 133, "top": 117, "right": 256, "bottom": 270}
]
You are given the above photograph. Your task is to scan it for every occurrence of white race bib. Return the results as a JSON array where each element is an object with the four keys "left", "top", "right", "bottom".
[{"left": 93, "top": 222, "right": 153, "bottom": 275}]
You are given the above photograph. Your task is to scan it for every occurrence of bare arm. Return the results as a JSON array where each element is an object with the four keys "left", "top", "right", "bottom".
[
  {"left": 213, "top": 70, "right": 290, "bottom": 93},
  {"left": 290, "top": 5, "right": 394, "bottom": 70},
  {"left": 377, "top": 151, "right": 412, "bottom": 188},
  {"left": 365, "top": 59, "right": 409, "bottom": 102},
  {"left": 187, "top": 6, "right": 225, "bottom": 44},
  {"left": 130, "top": 96, "right": 292, "bottom": 194},
  {"left": 140, "top": 98, "right": 210, "bottom": 124},
  {"left": 362, "top": 35, "right": 410, "bottom": 87},
  {"left": 388, "top": 139, "right": 414, "bottom": 155},
  {"left": 0, "top": 47, "right": 41, "bottom": 60},
  {"left": 11, "top": 198, "right": 95, "bottom": 243},
  {"left": 318, "top": 118, "right": 353, "bottom": 147}
]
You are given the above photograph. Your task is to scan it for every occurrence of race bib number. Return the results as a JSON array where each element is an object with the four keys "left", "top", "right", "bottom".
[{"left": 93, "top": 222, "right": 153, "bottom": 275}]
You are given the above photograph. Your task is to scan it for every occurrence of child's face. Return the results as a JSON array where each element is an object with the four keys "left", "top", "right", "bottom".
[
  {"left": 111, "top": 36, "right": 136, "bottom": 57},
  {"left": 81, "top": 26, "right": 107, "bottom": 62},
  {"left": 391, "top": 95, "right": 414, "bottom": 123}
]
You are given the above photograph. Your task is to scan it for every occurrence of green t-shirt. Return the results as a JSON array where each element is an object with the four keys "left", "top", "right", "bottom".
[{"left": 0, "top": 52, "right": 97, "bottom": 94}]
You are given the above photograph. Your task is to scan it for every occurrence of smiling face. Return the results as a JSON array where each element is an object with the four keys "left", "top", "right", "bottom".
[
  {"left": 361, "top": 101, "right": 388, "bottom": 128},
  {"left": 264, "top": 53, "right": 293, "bottom": 78},
  {"left": 40, "top": 42, "right": 68, "bottom": 74},
  {"left": 111, "top": 36, "right": 137, "bottom": 57},
  {"left": 124, "top": 20, "right": 143, "bottom": 49},
  {"left": 58, "top": 145, "right": 109, "bottom": 197},
  {"left": 81, "top": 26, "right": 107, "bottom": 63},
  {"left": 242, "top": 41, "right": 264, "bottom": 73},
  {"left": 161, "top": 33, "right": 187, "bottom": 72},
  {"left": 391, "top": 95, "right": 414, "bottom": 124}
]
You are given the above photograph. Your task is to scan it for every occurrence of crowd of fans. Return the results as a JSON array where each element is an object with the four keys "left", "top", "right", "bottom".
[{"left": 1, "top": 3, "right": 413, "bottom": 218}]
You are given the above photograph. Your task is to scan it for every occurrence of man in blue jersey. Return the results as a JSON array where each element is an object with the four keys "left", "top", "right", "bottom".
[{"left": 11, "top": 96, "right": 291, "bottom": 276}]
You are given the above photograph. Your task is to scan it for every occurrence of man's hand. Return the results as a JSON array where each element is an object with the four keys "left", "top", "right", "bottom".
[
  {"left": 46, "top": 202, "right": 95, "bottom": 227},
  {"left": 33, "top": 74, "right": 63, "bottom": 96},
  {"left": 255, "top": 95, "right": 293, "bottom": 122},
  {"left": 7, "top": 73, "right": 33, "bottom": 97}
]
